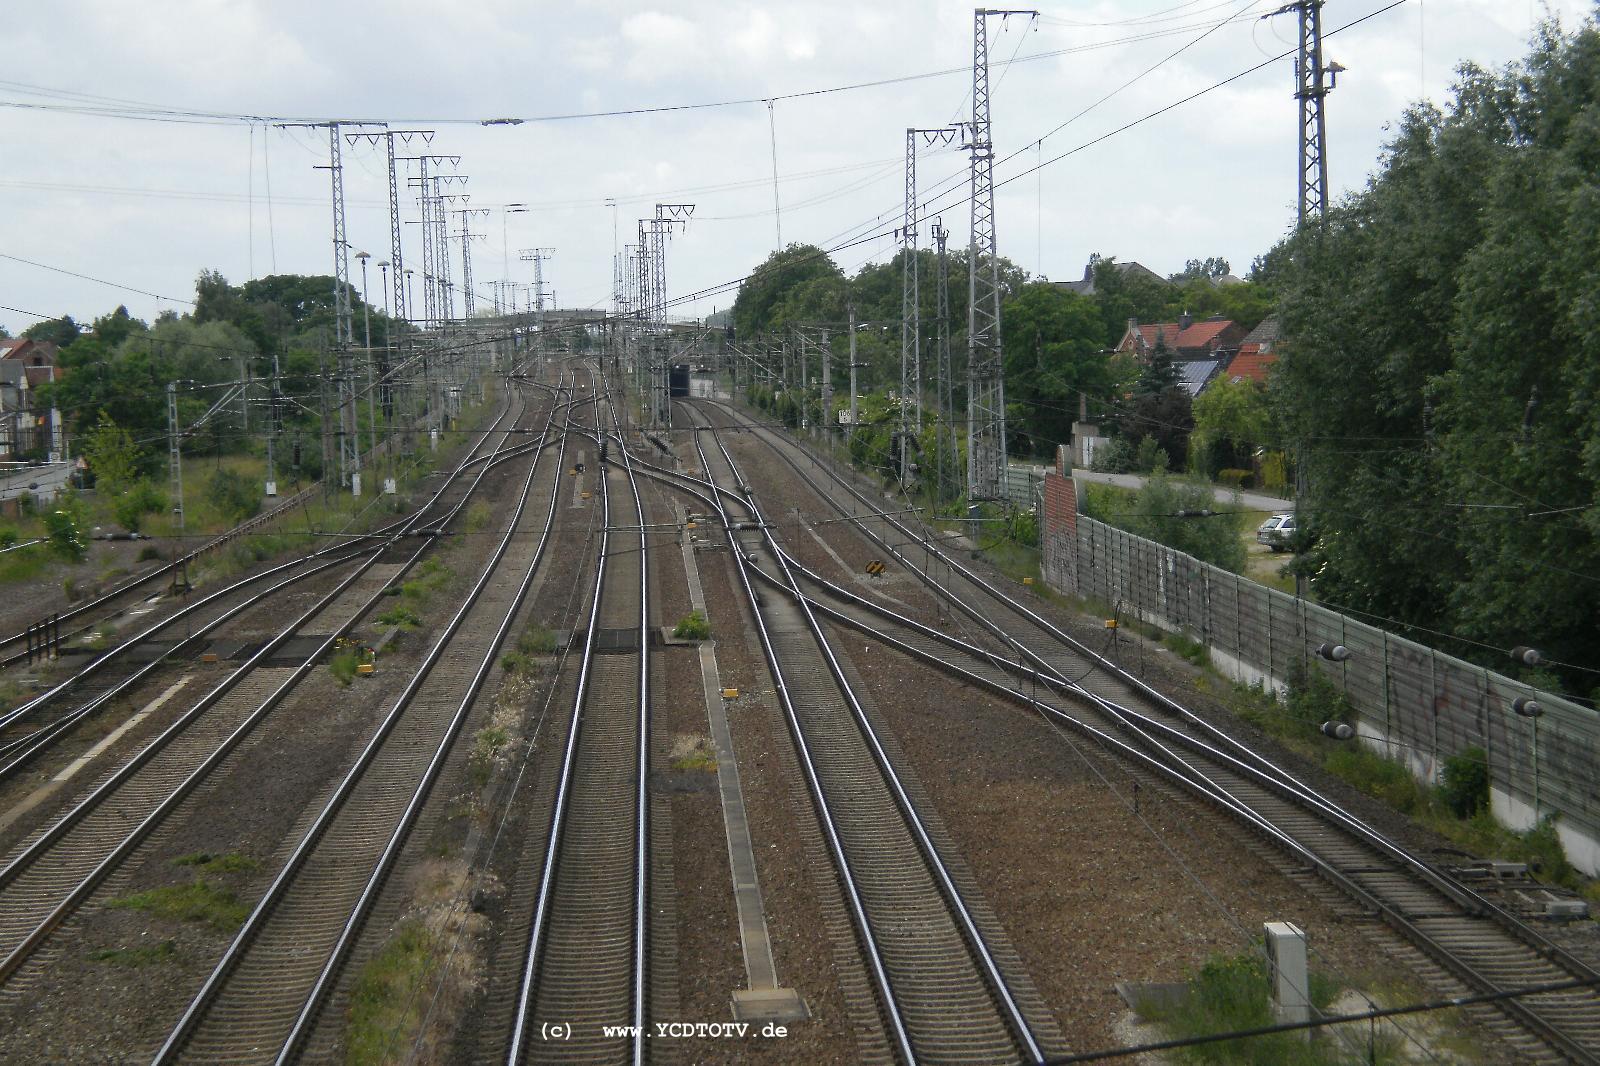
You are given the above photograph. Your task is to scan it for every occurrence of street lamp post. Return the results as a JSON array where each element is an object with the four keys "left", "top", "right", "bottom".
[
  {"left": 501, "top": 203, "right": 528, "bottom": 314},
  {"left": 378, "top": 260, "right": 396, "bottom": 494},
  {"left": 356, "top": 252, "right": 378, "bottom": 490}
]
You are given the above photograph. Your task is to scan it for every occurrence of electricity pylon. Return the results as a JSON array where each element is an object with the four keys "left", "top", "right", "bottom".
[{"left": 967, "top": 9, "right": 1035, "bottom": 500}]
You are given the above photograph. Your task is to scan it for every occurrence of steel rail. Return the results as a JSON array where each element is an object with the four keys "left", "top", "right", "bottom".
[
  {"left": 625, "top": 415, "right": 1600, "bottom": 1064},
  {"left": 668, "top": 417, "right": 918, "bottom": 1065},
  {"left": 0, "top": 389, "right": 540, "bottom": 737},
  {"left": 154, "top": 372, "right": 571, "bottom": 1064},
  {"left": 699, "top": 416, "right": 1047, "bottom": 1065},
  {"left": 702, "top": 404, "right": 1580, "bottom": 917},
  {"left": 0, "top": 379, "right": 543, "bottom": 989},
  {"left": 0, "top": 549, "right": 373, "bottom": 781},
  {"left": 275, "top": 373, "right": 579, "bottom": 1064},
  {"left": 505, "top": 366, "right": 652, "bottom": 1065},
  {"left": 700, "top": 401, "right": 1600, "bottom": 1064}
]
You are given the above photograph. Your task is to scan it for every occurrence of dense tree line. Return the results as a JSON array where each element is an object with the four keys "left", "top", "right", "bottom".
[
  {"left": 729, "top": 242, "right": 1274, "bottom": 467},
  {"left": 22, "top": 272, "right": 396, "bottom": 478},
  {"left": 1272, "top": 18, "right": 1600, "bottom": 694}
]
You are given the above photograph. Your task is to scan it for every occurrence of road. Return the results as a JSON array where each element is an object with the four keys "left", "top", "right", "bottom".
[
  {"left": 0, "top": 462, "right": 74, "bottom": 505},
  {"left": 1069, "top": 469, "right": 1292, "bottom": 513}
]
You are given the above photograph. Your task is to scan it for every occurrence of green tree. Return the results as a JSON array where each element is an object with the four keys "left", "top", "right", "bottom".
[
  {"left": 22, "top": 315, "right": 81, "bottom": 347},
  {"left": 999, "top": 282, "right": 1113, "bottom": 457},
  {"left": 1088, "top": 475, "right": 1246, "bottom": 572},
  {"left": 1191, "top": 378, "right": 1272, "bottom": 476},
  {"left": 1271, "top": 16, "right": 1600, "bottom": 690},
  {"left": 731, "top": 245, "right": 844, "bottom": 338},
  {"left": 82, "top": 414, "right": 141, "bottom": 492}
]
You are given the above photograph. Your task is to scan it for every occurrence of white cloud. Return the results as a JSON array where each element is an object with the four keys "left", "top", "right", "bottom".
[{"left": 0, "top": 0, "right": 1587, "bottom": 331}]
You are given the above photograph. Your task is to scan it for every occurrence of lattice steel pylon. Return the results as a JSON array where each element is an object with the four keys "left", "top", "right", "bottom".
[
  {"left": 519, "top": 247, "right": 554, "bottom": 315},
  {"left": 414, "top": 157, "right": 438, "bottom": 329},
  {"left": 901, "top": 126, "right": 960, "bottom": 485},
  {"left": 454, "top": 207, "right": 488, "bottom": 317},
  {"left": 966, "top": 9, "right": 1035, "bottom": 501},
  {"left": 327, "top": 125, "right": 353, "bottom": 347},
  {"left": 1266, "top": 0, "right": 1336, "bottom": 226}
]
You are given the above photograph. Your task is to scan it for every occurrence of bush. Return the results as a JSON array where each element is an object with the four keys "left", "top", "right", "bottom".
[
  {"left": 137, "top": 544, "right": 165, "bottom": 562},
  {"left": 375, "top": 605, "right": 422, "bottom": 629},
  {"left": 0, "top": 526, "right": 17, "bottom": 549},
  {"left": 1005, "top": 509, "right": 1039, "bottom": 548},
  {"left": 1120, "top": 476, "right": 1246, "bottom": 573},
  {"left": 1135, "top": 436, "right": 1170, "bottom": 474},
  {"left": 1286, "top": 661, "right": 1353, "bottom": 733},
  {"left": 673, "top": 610, "right": 710, "bottom": 640},
  {"left": 45, "top": 508, "right": 88, "bottom": 562},
  {"left": 1217, "top": 468, "right": 1254, "bottom": 490},
  {"left": 1440, "top": 746, "right": 1489, "bottom": 819},
  {"left": 205, "top": 468, "right": 260, "bottom": 526},
  {"left": 1090, "top": 437, "right": 1137, "bottom": 474},
  {"left": 112, "top": 479, "right": 166, "bottom": 533}
]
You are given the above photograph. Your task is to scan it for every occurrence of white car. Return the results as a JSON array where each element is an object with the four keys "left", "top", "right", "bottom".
[{"left": 1256, "top": 513, "right": 1296, "bottom": 552}]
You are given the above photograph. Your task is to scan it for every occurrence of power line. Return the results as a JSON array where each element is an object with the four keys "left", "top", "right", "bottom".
[
  {"left": 0, "top": 13, "right": 1334, "bottom": 130},
  {"left": 0, "top": 252, "right": 197, "bottom": 306}
]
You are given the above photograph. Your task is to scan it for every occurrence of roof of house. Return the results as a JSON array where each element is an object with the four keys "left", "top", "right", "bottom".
[
  {"left": 1226, "top": 343, "right": 1277, "bottom": 384},
  {"left": 1057, "top": 259, "right": 1168, "bottom": 296},
  {"left": 1177, "top": 359, "right": 1224, "bottom": 397},
  {"left": 1239, "top": 315, "right": 1280, "bottom": 351},
  {"left": 1122, "top": 317, "right": 1239, "bottom": 357},
  {"left": 0, "top": 339, "right": 59, "bottom": 367},
  {"left": 23, "top": 366, "right": 60, "bottom": 389}
]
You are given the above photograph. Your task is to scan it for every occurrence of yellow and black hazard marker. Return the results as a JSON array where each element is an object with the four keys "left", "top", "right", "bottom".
[{"left": 865, "top": 560, "right": 886, "bottom": 576}]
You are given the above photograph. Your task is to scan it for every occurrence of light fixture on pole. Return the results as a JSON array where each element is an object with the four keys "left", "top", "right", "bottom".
[
  {"left": 501, "top": 203, "right": 528, "bottom": 314},
  {"left": 355, "top": 251, "right": 377, "bottom": 491},
  {"left": 377, "top": 260, "right": 396, "bottom": 495}
]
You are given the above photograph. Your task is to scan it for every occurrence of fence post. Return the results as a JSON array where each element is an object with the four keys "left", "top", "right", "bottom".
[
  {"left": 1381, "top": 630, "right": 1392, "bottom": 744},
  {"left": 1429, "top": 647, "right": 1440, "bottom": 779},
  {"left": 1265, "top": 587, "right": 1273, "bottom": 685},
  {"left": 1480, "top": 666, "right": 1494, "bottom": 797}
]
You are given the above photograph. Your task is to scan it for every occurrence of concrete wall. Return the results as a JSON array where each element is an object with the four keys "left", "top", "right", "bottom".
[{"left": 1039, "top": 504, "right": 1600, "bottom": 876}]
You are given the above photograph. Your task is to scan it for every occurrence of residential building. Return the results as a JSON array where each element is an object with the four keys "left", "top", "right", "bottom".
[
  {"left": 0, "top": 338, "right": 64, "bottom": 458},
  {"left": 1224, "top": 315, "right": 1281, "bottom": 385}
]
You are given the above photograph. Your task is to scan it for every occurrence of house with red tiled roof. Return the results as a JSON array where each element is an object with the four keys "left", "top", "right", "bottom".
[
  {"left": 1116, "top": 313, "right": 1246, "bottom": 360},
  {"left": 1223, "top": 316, "right": 1281, "bottom": 385}
]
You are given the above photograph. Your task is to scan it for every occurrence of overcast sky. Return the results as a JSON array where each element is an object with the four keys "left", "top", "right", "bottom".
[{"left": 2, "top": 0, "right": 1591, "bottom": 336}]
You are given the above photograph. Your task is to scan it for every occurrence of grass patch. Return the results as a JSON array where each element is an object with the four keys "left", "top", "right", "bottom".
[
  {"left": 346, "top": 920, "right": 438, "bottom": 1066},
  {"left": 1143, "top": 952, "right": 1383, "bottom": 1065},
  {"left": 90, "top": 940, "right": 177, "bottom": 967},
  {"left": 1163, "top": 630, "right": 1210, "bottom": 668},
  {"left": 463, "top": 501, "right": 492, "bottom": 533},
  {"left": 1219, "top": 672, "right": 1594, "bottom": 893},
  {"left": 107, "top": 880, "right": 248, "bottom": 933},
  {"left": 0, "top": 544, "right": 50, "bottom": 584},
  {"left": 668, "top": 735, "right": 717, "bottom": 774},
  {"left": 375, "top": 605, "right": 423, "bottom": 629},
  {"left": 469, "top": 726, "right": 510, "bottom": 788},
  {"left": 672, "top": 610, "right": 710, "bottom": 641},
  {"left": 399, "top": 558, "right": 451, "bottom": 604},
  {"left": 501, "top": 626, "right": 557, "bottom": 674},
  {"left": 172, "top": 851, "right": 258, "bottom": 875}
]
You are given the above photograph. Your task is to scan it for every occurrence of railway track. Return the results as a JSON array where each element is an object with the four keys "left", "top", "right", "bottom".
[
  {"left": 662, "top": 404, "right": 1062, "bottom": 1065},
  {"left": 152, "top": 370, "right": 577, "bottom": 1063},
  {"left": 0, "top": 379, "right": 543, "bottom": 1020},
  {"left": 688, "top": 399, "right": 1600, "bottom": 1064},
  {"left": 506, "top": 377, "right": 653, "bottom": 1065}
]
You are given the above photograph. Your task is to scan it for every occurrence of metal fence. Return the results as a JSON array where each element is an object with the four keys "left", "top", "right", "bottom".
[
  {"left": 1071, "top": 515, "right": 1600, "bottom": 864},
  {"left": 1001, "top": 465, "right": 1047, "bottom": 512}
]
